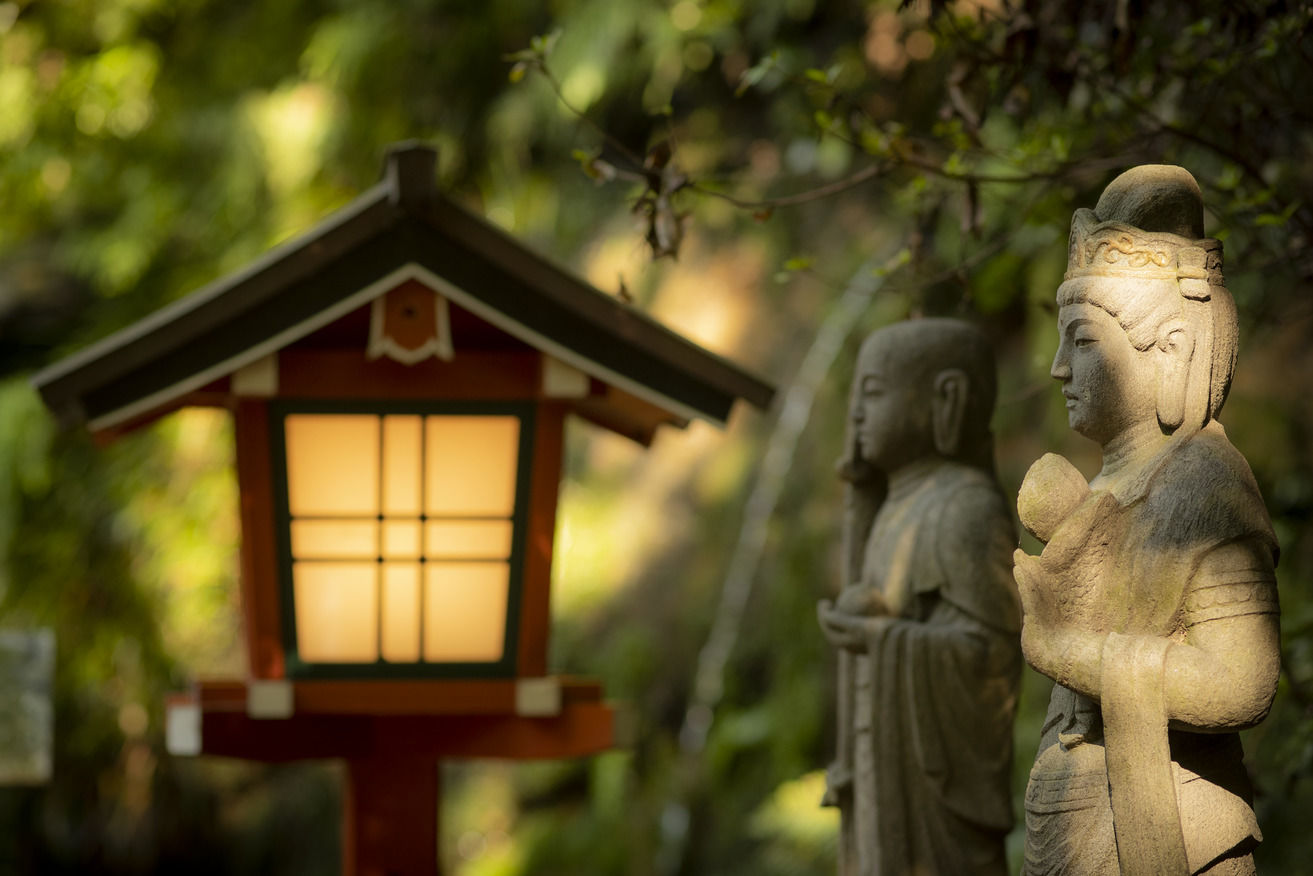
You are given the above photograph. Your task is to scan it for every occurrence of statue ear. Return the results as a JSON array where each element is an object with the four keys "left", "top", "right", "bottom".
[
  {"left": 932, "top": 369, "right": 968, "bottom": 457},
  {"left": 1154, "top": 319, "right": 1194, "bottom": 431}
]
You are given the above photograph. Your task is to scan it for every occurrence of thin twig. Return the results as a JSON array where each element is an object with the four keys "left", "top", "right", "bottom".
[
  {"left": 1107, "top": 81, "right": 1271, "bottom": 194},
  {"left": 534, "top": 62, "right": 647, "bottom": 172},
  {"left": 688, "top": 162, "right": 889, "bottom": 210}
]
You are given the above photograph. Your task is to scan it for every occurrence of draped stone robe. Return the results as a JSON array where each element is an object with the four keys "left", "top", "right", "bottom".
[
  {"left": 1022, "top": 424, "right": 1279, "bottom": 876},
  {"left": 847, "top": 459, "right": 1022, "bottom": 875}
]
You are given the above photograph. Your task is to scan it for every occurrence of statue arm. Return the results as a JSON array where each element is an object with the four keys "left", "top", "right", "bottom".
[
  {"left": 817, "top": 602, "right": 893, "bottom": 651},
  {"left": 1165, "top": 538, "right": 1280, "bottom": 730},
  {"left": 1018, "top": 538, "right": 1279, "bottom": 730},
  {"left": 819, "top": 592, "right": 999, "bottom": 657}
]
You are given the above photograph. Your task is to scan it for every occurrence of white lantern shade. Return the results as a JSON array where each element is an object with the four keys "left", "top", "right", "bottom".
[{"left": 279, "top": 410, "right": 524, "bottom": 672}]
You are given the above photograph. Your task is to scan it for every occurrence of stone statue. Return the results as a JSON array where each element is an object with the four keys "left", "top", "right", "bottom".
[
  {"left": 817, "top": 318, "right": 1022, "bottom": 875},
  {"left": 1014, "top": 165, "right": 1281, "bottom": 876}
]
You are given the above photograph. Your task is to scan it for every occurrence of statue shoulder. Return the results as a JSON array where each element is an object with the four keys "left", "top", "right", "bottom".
[
  {"left": 932, "top": 464, "right": 1014, "bottom": 537},
  {"left": 1144, "top": 425, "right": 1277, "bottom": 561},
  {"left": 922, "top": 464, "right": 1022, "bottom": 632}
]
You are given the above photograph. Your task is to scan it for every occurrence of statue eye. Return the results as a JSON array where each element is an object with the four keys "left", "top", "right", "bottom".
[
  {"left": 861, "top": 377, "right": 883, "bottom": 395},
  {"left": 1073, "top": 332, "right": 1097, "bottom": 347}
]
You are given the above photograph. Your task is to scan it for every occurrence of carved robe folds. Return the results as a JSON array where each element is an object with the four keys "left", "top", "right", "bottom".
[
  {"left": 849, "top": 461, "right": 1021, "bottom": 875},
  {"left": 1022, "top": 425, "right": 1279, "bottom": 875}
]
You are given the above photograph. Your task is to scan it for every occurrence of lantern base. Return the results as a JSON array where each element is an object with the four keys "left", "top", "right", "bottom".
[
  {"left": 164, "top": 676, "right": 618, "bottom": 761},
  {"left": 165, "top": 678, "right": 618, "bottom": 875}
]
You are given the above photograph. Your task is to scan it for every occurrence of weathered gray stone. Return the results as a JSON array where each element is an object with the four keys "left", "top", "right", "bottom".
[
  {"left": 1015, "top": 165, "right": 1280, "bottom": 876},
  {"left": 818, "top": 318, "right": 1021, "bottom": 875},
  {"left": 0, "top": 629, "right": 53, "bottom": 786}
]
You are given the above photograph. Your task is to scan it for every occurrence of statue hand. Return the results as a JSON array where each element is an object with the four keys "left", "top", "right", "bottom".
[
  {"left": 818, "top": 600, "right": 895, "bottom": 652},
  {"left": 1014, "top": 548, "right": 1109, "bottom": 688},
  {"left": 1014, "top": 548, "right": 1065, "bottom": 674},
  {"left": 835, "top": 585, "right": 889, "bottom": 616}
]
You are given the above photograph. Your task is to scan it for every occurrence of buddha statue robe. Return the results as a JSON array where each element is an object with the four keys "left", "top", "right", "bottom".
[{"left": 846, "top": 458, "right": 1021, "bottom": 874}]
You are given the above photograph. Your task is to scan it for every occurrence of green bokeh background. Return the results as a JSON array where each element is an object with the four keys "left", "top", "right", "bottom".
[{"left": 1, "top": 1, "right": 1310, "bottom": 872}]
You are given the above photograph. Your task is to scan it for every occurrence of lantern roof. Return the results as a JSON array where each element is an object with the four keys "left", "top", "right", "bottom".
[{"left": 33, "top": 143, "right": 774, "bottom": 441}]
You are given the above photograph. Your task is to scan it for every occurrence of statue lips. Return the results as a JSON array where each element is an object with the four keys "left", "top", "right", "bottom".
[{"left": 1062, "top": 389, "right": 1081, "bottom": 428}]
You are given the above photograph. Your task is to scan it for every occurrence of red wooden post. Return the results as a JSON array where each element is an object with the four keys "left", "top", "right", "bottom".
[
  {"left": 233, "top": 400, "right": 286, "bottom": 680},
  {"left": 343, "top": 755, "right": 441, "bottom": 876}
]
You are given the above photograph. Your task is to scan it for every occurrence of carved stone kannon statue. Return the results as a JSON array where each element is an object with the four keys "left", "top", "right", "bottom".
[
  {"left": 818, "top": 318, "right": 1022, "bottom": 875},
  {"left": 1015, "top": 165, "right": 1280, "bottom": 876}
]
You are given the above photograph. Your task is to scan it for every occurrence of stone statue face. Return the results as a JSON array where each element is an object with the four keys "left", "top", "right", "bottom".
[
  {"left": 1052, "top": 301, "right": 1158, "bottom": 445},
  {"left": 851, "top": 335, "right": 930, "bottom": 473}
]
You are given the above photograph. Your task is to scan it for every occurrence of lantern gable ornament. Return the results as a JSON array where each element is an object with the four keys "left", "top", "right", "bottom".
[
  {"left": 367, "top": 281, "right": 455, "bottom": 364},
  {"left": 33, "top": 142, "right": 773, "bottom": 876}
]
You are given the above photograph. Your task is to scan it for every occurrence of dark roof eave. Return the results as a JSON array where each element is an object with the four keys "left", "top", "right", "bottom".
[
  {"left": 32, "top": 144, "right": 776, "bottom": 430},
  {"left": 33, "top": 183, "right": 401, "bottom": 418},
  {"left": 420, "top": 195, "right": 775, "bottom": 411}
]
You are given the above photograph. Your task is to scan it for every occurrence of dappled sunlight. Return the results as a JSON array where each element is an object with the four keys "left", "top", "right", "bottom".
[
  {"left": 483, "top": 172, "right": 562, "bottom": 239},
  {"left": 555, "top": 233, "right": 769, "bottom": 620},
  {"left": 5, "top": 0, "right": 1306, "bottom": 871},
  {"left": 0, "top": 64, "right": 35, "bottom": 148},
  {"left": 246, "top": 81, "right": 341, "bottom": 239},
  {"left": 559, "top": 62, "right": 606, "bottom": 113},
  {"left": 645, "top": 237, "right": 764, "bottom": 355},
  {"left": 126, "top": 408, "right": 244, "bottom": 679},
  {"left": 582, "top": 233, "right": 658, "bottom": 301},
  {"left": 447, "top": 753, "right": 635, "bottom": 875},
  {"left": 749, "top": 769, "right": 838, "bottom": 848},
  {"left": 553, "top": 414, "right": 754, "bottom": 620},
  {"left": 74, "top": 43, "right": 159, "bottom": 139},
  {"left": 582, "top": 231, "right": 766, "bottom": 358},
  {"left": 445, "top": 763, "right": 521, "bottom": 876}
]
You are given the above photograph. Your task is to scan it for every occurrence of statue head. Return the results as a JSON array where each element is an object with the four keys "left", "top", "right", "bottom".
[
  {"left": 1051, "top": 165, "right": 1237, "bottom": 445},
  {"left": 848, "top": 318, "right": 997, "bottom": 476}
]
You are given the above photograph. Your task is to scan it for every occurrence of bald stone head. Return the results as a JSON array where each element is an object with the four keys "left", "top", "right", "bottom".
[{"left": 851, "top": 319, "right": 997, "bottom": 474}]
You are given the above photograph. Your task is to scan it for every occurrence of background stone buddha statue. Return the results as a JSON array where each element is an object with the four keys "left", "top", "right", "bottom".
[{"left": 818, "top": 318, "right": 1021, "bottom": 875}]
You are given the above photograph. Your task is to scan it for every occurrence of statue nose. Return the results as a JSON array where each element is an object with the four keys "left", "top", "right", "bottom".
[{"left": 1050, "top": 354, "right": 1071, "bottom": 380}]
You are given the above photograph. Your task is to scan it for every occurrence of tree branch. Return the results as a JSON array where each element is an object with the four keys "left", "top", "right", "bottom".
[{"left": 687, "top": 161, "right": 889, "bottom": 210}]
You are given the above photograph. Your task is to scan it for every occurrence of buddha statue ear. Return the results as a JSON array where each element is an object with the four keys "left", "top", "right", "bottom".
[
  {"left": 932, "top": 369, "right": 968, "bottom": 457},
  {"left": 1154, "top": 318, "right": 1194, "bottom": 432}
]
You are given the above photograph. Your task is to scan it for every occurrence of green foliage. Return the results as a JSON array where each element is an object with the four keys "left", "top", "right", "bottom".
[{"left": 2, "top": 0, "right": 1313, "bottom": 872}]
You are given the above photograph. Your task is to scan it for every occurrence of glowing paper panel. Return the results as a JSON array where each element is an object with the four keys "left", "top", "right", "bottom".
[
  {"left": 424, "top": 520, "right": 514, "bottom": 558},
  {"left": 285, "top": 415, "right": 379, "bottom": 516},
  {"left": 423, "top": 563, "right": 509, "bottom": 662},
  {"left": 381, "top": 564, "right": 421, "bottom": 662},
  {"left": 381, "top": 415, "right": 422, "bottom": 515},
  {"left": 425, "top": 417, "right": 519, "bottom": 516},
  {"left": 291, "top": 520, "right": 376, "bottom": 558},
  {"left": 281, "top": 410, "right": 523, "bottom": 670},
  {"left": 294, "top": 562, "right": 378, "bottom": 662},
  {"left": 382, "top": 521, "right": 422, "bottom": 559}
]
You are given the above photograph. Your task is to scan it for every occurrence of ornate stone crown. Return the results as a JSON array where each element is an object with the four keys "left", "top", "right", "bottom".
[{"left": 1065, "top": 207, "right": 1224, "bottom": 301}]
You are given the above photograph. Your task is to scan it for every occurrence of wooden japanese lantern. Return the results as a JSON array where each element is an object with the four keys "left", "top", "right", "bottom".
[{"left": 33, "top": 142, "right": 773, "bottom": 875}]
